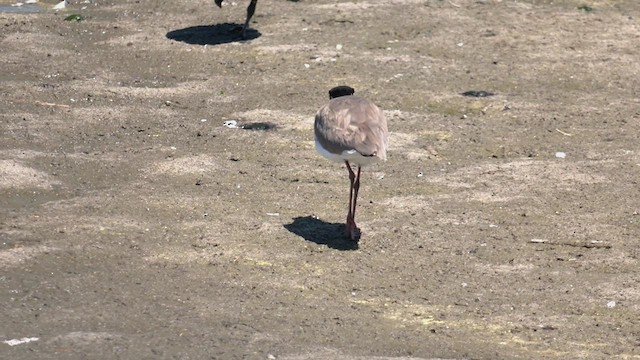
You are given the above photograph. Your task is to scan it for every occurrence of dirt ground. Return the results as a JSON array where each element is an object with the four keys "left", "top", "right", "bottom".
[{"left": 2, "top": 0, "right": 640, "bottom": 359}]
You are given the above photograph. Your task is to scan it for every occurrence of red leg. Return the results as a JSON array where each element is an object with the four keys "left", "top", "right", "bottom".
[
  {"left": 343, "top": 162, "right": 362, "bottom": 241},
  {"left": 345, "top": 161, "right": 356, "bottom": 238},
  {"left": 242, "top": 0, "right": 258, "bottom": 38},
  {"left": 348, "top": 166, "right": 361, "bottom": 241},
  {"left": 351, "top": 166, "right": 361, "bottom": 223}
]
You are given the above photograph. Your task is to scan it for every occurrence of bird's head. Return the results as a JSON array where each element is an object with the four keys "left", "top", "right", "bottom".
[{"left": 329, "top": 86, "right": 355, "bottom": 99}]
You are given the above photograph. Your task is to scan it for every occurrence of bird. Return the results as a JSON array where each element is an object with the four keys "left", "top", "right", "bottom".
[
  {"left": 314, "top": 86, "right": 389, "bottom": 242},
  {"left": 214, "top": 0, "right": 258, "bottom": 39}
]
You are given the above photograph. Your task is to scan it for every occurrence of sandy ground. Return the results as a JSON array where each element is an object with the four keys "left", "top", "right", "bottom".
[{"left": 2, "top": 0, "right": 640, "bottom": 359}]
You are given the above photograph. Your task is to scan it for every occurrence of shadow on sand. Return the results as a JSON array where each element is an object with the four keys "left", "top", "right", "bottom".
[
  {"left": 284, "top": 216, "right": 359, "bottom": 251},
  {"left": 166, "top": 23, "right": 261, "bottom": 46}
]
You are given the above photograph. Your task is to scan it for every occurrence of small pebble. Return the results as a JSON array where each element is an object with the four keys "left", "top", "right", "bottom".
[{"left": 555, "top": 152, "right": 566, "bottom": 159}]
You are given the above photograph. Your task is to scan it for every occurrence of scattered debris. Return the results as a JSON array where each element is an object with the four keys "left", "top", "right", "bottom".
[
  {"left": 577, "top": 5, "right": 593, "bottom": 12},
  {"left": 555, "top": 128, "right": 572, "bottom": 136},
  {"left": 606, "top": 300, "right": 616, "bottom": 308},
  {"left": 555, "top": 152, "right": 566, "bottom": 159},
  {"left": 3, "top": 337, "right": 39, "bottom": 346},
  {"left": 424, "top": 145, "right": 439, "bottom": 157},
  {"left": 242, "top": 122, "right": 277, "bottom": 130},
  {"left": 10, "top": 0, "right": 36, "bottom": 6},
  {"left": 163, "top": 100, "right": 185, "bottom": 108},
  {"left": 2, "top": 1, "right": 38, "bottom": 14},
  {"left": 53, "top": 0, "right": 67, "bottom": 10},
  {"left": 34, "top": 100, "right": 70, "bottom": 108},
  {"left": 64, "top": 14, "right": 85, "bottom": 22},
  {"left": 530, "top": 240, "right": 611, "bottom": 249},
  {"left": 224, "top": 120, "right": 239, "bottom": 129},
  {"left": 223, "top": 120, "right": 277, "bottom": 131},
  {"left": 462, "top": 90, "right": 495, "bottom": 97},
  {"left": 539, "top": 324, "right": 558, "bottom": 331}
]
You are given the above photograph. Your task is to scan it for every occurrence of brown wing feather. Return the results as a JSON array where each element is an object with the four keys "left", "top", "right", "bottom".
[{"left": 315, "top": 96, "right": 388, "bottom": 160}]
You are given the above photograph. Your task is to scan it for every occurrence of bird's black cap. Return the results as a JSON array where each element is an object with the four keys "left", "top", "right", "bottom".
[{"left": 329, "top": 86, "right": 355, "bottom": 99}]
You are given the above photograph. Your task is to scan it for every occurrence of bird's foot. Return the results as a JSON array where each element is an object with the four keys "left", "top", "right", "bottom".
[
  {"left": 227, "top": 25, "right": 244, "bottom": 34},
  {"left": 345, "top": 223, "right": 361, "bottom": 242},
  {"left": 227, "top": 25, "right": 251, "bottom": 40}
]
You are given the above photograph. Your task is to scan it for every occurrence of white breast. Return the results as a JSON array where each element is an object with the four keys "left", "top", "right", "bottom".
[{"left": 315, "top": 138, "right": 381, "bottom": 166}]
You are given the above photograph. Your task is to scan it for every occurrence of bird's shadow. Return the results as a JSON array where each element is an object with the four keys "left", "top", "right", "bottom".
[
  {"left": 284, "top": 216, "right": 359, "bottom": 251},
  {"left": 166, "top": 23, "right": 261, "bottom": 46}
]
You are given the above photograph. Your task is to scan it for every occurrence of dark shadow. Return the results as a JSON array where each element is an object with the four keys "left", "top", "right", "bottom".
[
  {"left": 284, "top": 216, "right": 359, "bottom": 251},
  {"left": 166, "top": 23, "right": 261, "bottom": 46},
  {"left": 240, "top": 122, "right": 277, "bottom": 131}
]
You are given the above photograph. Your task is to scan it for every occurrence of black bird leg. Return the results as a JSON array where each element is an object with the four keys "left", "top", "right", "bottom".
[
  {"left": 243, "top": 0, "right": 258, "bottom": 39},
  {"left": 214, "top": 0, "right": 258, "bottom": 39}
]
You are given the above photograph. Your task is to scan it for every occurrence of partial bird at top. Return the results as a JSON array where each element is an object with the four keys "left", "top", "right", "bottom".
[{"left": 214, "top": 0, "right": 258, "bottom": 39}]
